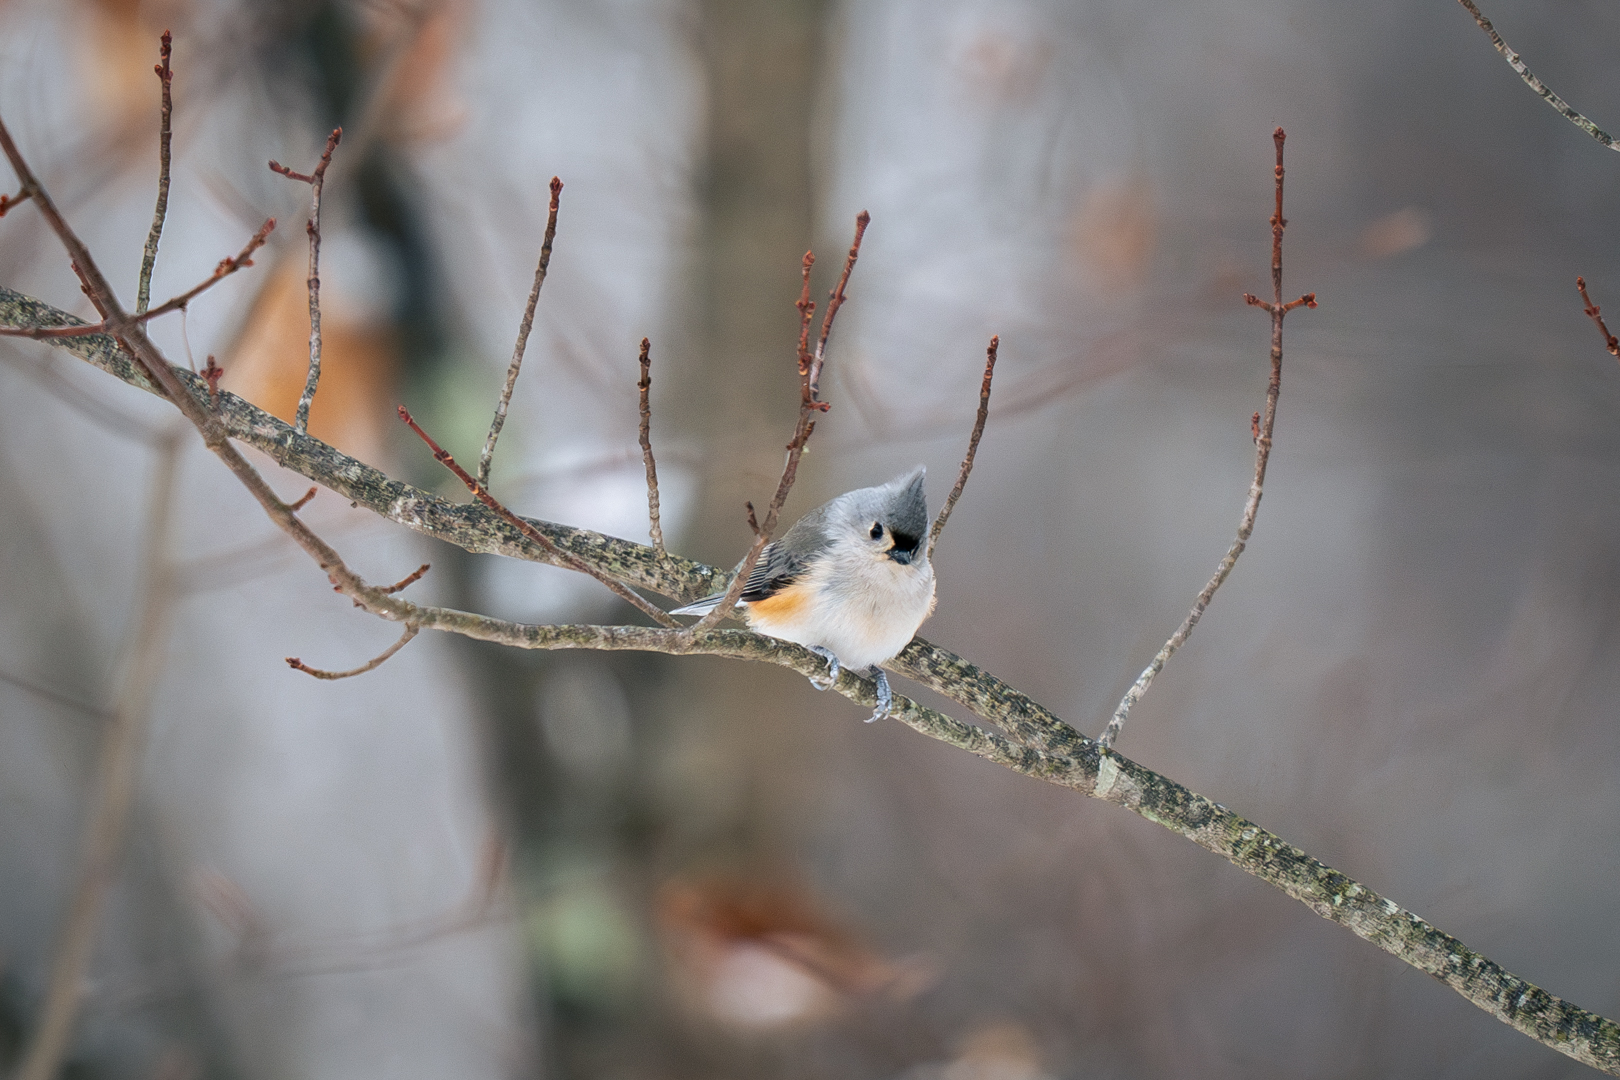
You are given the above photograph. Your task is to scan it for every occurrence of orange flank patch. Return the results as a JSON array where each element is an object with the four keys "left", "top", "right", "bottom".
[{"left": 745, "top": 581, "right": 813, "bottom": 632}]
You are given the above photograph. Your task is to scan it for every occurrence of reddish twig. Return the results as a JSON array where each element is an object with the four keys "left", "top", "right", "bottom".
[
  {"left": 687, "top": 213, "right": 869, "bottom": 634},
  {"left": 0, "top": 219, "right": 276, "bottom": 341},
  {"left": 0, "top": 187, "right": 31, "bottom": 217},
  {"left": 927, "top": 335, "right": 998, "bottom": 560},
  {"left": 1577, "top": 277, "right": 1620, "bottom": 357},
  {"left": 287, "top": 486, "right": 318, "bottom": 512},
  {"left": 809, "top": 211, "right": 869, "bottom": 399},
  {"left": 398, "top": 405, "right": 678, "bottom": 627},
  {"left": 0, "top": 108, "right": 432, "bottom": 730},
  {"left": 270, "top": 127, "right": 341, "bottom": 435},
  {"left": 1100, "top": 128, "right": 1316, "bottom": 751},
  {"left": 136, "top": 31, "right": 174, "bottom": 316},
  {"left": 201, "top": 355, "right": 223, "bottom": 407},
  {"left": 379, "top": 562, "right": 430, "bottom": 594},
  {"left": 478, "top": 175, "right": 562, "bottom": 488},
  {"left": 288, "top": 623, "right": 420, "bottom": 680},
  {"left": 636, "top": 335, "right": 666, "bottom": 555}
]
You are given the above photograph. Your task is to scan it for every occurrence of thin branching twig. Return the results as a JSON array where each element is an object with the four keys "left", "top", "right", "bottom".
[
  {"left": 636, "top": 335, "right": 666, "bottom": 555},
  {"left": 0, "top": 186, "right": 32, "bottom": 217},
  {"left": 399, "top": 405, "right": 678, "bottom": 627},
  {"left": 136, "top": 30, "right": 173, "bottom": 316},
  {"left": 288, "top": 624, "right": 420, "bottom": 680},
  {"left": 1099, "top": 129, "right": 1316, "bottom": 751},
  {"left": 270, "top": 127, "right": 341, "bottom": 435},
  {"left": 687, "top": 213, "right": 870, "bottom": 634},
  {"left": 0, "top": 219, "right": 276, "bottom": 340},
  {"left": 479, "top": 176, "right": 562, "bottom": 488},
  {"left": 9, "top": 100, "right": 1620, "bottom": 1070},
  {"left": 378, "top": 562, "right": 430, "bottom": 594},
  {"left": 1456, "top": 0, "right": 1619, "bottom": 152},
  {"left": 928, "top": 335, "right": 997, "bottom": 560}
]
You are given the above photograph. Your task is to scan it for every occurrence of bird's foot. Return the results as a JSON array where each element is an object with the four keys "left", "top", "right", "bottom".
[
  {"left": 865, "top": 667, "right": 893, "bottom": 723},
  {"left": 807, "top": 646, "right": 841, "bottom": 691}
]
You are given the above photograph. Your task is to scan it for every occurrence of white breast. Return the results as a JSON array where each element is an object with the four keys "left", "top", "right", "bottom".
[{"left": 748, "top": 548, "right": 936, "bottom": 672}]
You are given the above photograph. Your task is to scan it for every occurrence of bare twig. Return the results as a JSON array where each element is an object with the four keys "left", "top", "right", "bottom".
[
  {"left": 1456, "top": 0, "right": 1620, "bottom": 152},
  {"left": 15, "top": 279, "right": 1620, "bottom": 1073},
  {"left": 10, "top": 97, "right": 1620, "bottom": 1069},
  {"left": 288, "top": 623, "right": 419, "bottom": 680},
  {"left": 478, "top": 176, "right": 562, "bottom": 488},
  {"left": 270, "top": 127, "right": 341, "bottom": 435},
  {"left": 201, "top": 355, "right": 223, "bottom": 407},
  {"left": 928, "top": 335, "right": 998, "bottom": 560},
  {"left": 1577, "top": 277, "right": 1620, "bottom": 357},
  {"left": 136, "top": 31, "right": 174, "bottom": 316},
  {"left": 1099, "top": 129, "right": 1316, "bottom": 751},
  {"left": 399, "top": 405, "right": 678, "bottom": 627},
  {"left": 0, "top": 186, "right": 32, "bottom": 217},
  {"left": 15, "top": 429, "right": 181, "bottom": 1080},
  {"left": 379, "top": 562, "right": 430, "bottom": 594},
  {"left": 0, "top": 667, "right": 113, "bottom": 721},
  {"left": 745, "top": 501, "right": 761, "bottom": 537},
  {"left": 687, "top": 215, "right": 870, "bottom": 634},
  {"left": 636, "top": 336, "right": 666, "bottom": 555},
  {"left": 0, "top": 219, "right": 276, "bottom": 340},
  {"left": 0, "top": 111, "right": 428, "bottom": 717},
  {"left": 809, "top": 210, "right": 869, "bottom": 398},
  {"left": 287, "top": 486, "right": 318, "bottom": 512}
]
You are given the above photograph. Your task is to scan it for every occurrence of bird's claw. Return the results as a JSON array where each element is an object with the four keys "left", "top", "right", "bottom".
[
  {"left": 866, "top": 667, "right": 893, "bottom": 723},
  {"left": 807, "top": 646, "right": 840, "bottom": 691}
]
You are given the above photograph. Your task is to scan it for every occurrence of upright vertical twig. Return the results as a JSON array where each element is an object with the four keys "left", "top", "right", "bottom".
[
  {"left": 636, "top": 336, "right": 666, "bottom": 556},
  {"left": 928, "top": 335, "right": 998, "bottom": 560},
  {"left": 1099, "top": 129, "right": 1316, "bottom": 750},
  {"left": 135, "top": 31, "right": 173, "bottom": 316},
  {"left": 686, "top": 213, "right": 870, "bottom": 634},
  {"left": 478, "top": 176, "right": 562, "bottom": 489},
  {"left": 269, "top": 127, "right": 341, "bottom": 435},
  {"left": 16, "top": 429, "right": 182, "bottom": 1080}
]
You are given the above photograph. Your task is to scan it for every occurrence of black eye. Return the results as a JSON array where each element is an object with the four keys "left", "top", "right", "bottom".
[{"left": 869, "top": 522, "right": 883, "bottom": 540}]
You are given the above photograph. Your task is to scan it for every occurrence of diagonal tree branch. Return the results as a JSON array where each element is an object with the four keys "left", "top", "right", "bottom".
[
  {"left": 4, "top": 112, "right": 1618, "bottom": 1071},
  {"left": 6, "top": 281, "right": 1619, "bottom": 1071},
  {"left": 1456, "top": 0, "right": 1620, "bottom": 152}
]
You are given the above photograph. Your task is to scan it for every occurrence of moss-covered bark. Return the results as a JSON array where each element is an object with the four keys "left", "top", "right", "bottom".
[{"left": 5, "top": 284, "right": 1618, "bottom": 1072}]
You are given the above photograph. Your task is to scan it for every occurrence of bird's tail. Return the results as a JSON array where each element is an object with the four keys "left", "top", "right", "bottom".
[{"left": 670, "top": 594, "right": 723, "bottom": 616}]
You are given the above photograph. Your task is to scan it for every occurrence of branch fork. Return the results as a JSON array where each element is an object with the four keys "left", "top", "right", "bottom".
[
  {"left": 9, "top": 58, "right": 1620, "bottom": 1068},
  {"left": 685, "top": 213, "right": 870, "bottom": 636}
]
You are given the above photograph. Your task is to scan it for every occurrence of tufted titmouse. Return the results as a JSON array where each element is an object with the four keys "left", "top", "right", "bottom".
[{"left": 673, "top": 467, "right": 937, "bottom": 721}]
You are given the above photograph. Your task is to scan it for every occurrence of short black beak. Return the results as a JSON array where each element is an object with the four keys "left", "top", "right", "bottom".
[{"left": 887, "top": 548, "right": 913, "bottom": 566}]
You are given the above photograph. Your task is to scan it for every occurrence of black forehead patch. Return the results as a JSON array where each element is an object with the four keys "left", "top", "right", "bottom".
[{"left": 888, "top": 528, "right": 920, "bottom": 553}]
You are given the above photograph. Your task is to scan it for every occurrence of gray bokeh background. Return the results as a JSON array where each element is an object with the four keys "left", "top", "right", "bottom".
[{"left": 2, "top": 0, "right": 1619, "bottom": 1077}]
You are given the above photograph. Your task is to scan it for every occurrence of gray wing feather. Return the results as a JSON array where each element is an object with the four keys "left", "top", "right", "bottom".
[{"left": 670, "top": 503, "right": 838, "bottom": 614}]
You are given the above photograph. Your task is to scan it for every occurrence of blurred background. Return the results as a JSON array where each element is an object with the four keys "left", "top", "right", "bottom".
[{"left": 3, "top": 0, "right": 1620, "bottom": 1076}]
